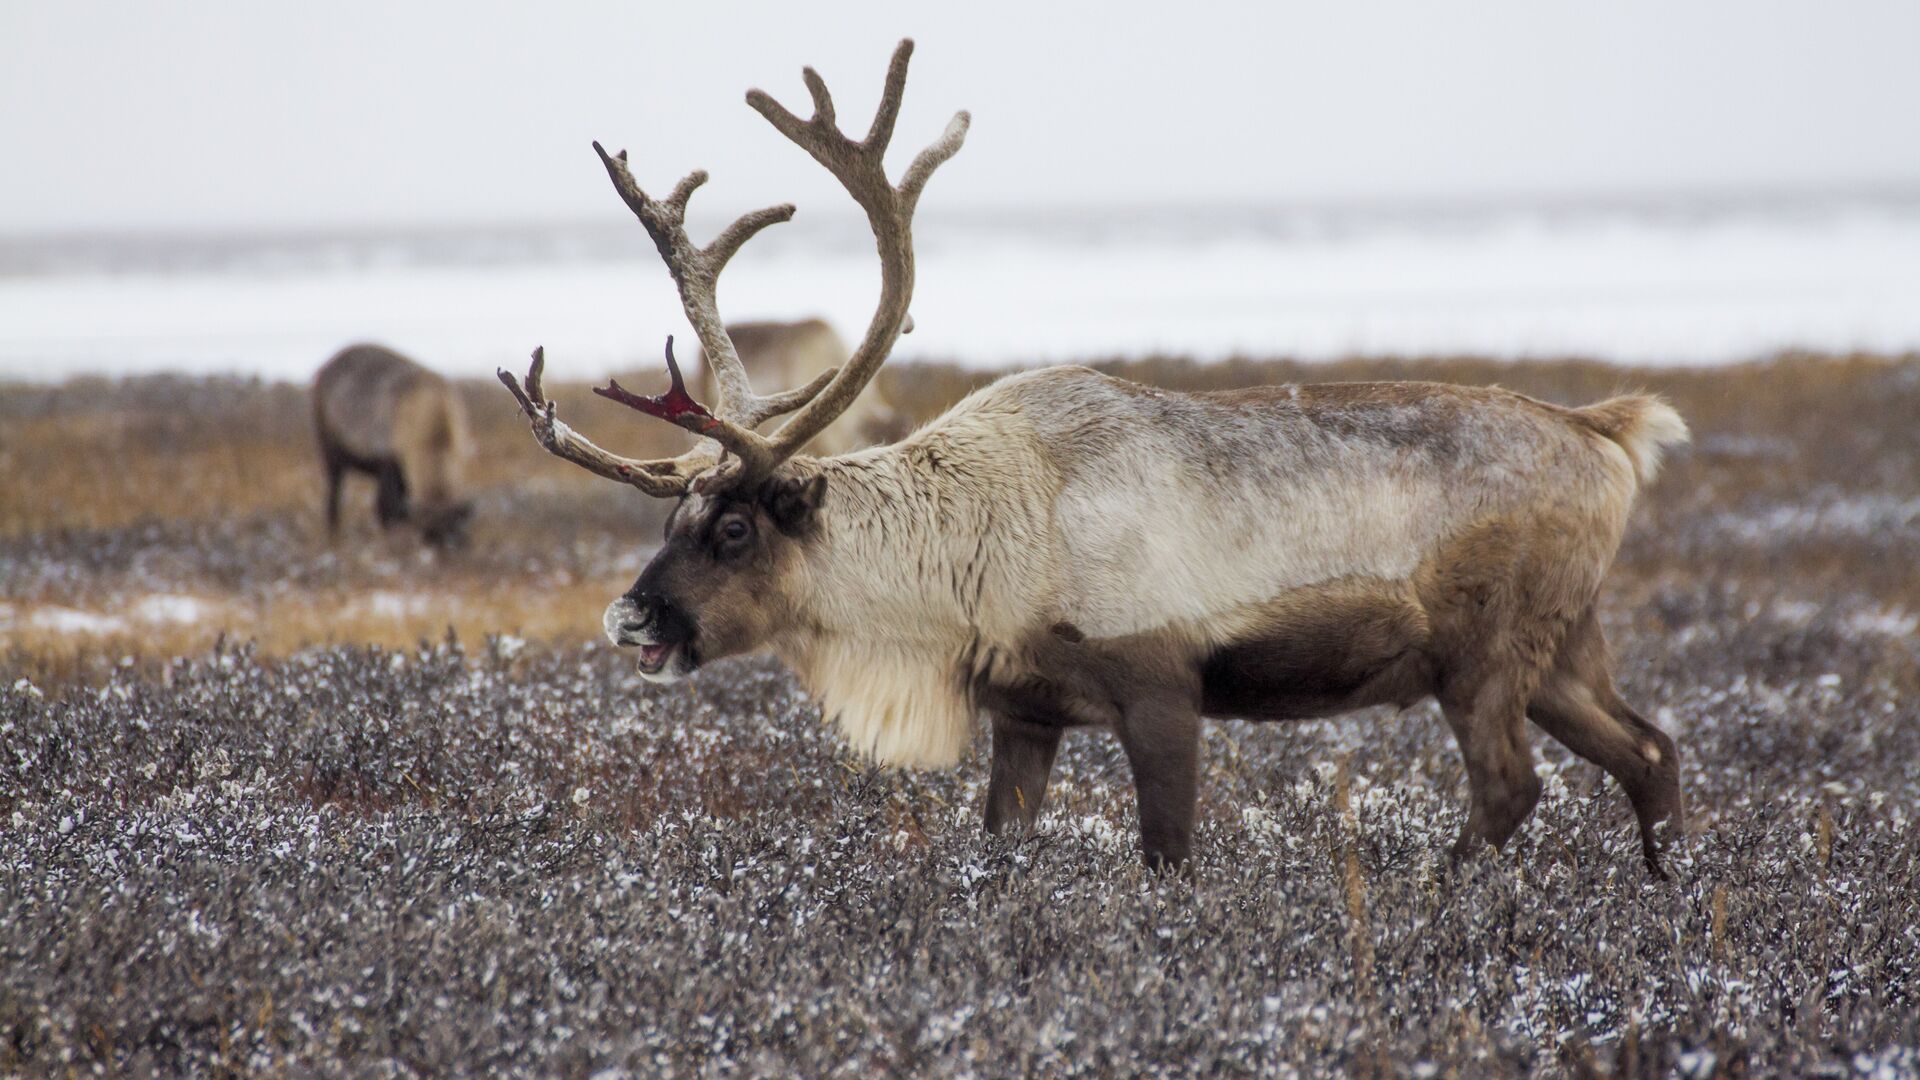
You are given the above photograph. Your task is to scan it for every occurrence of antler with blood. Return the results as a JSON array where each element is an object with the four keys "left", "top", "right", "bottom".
[{"left": 499, "top": 38, "right": 968, "bottom": 496}]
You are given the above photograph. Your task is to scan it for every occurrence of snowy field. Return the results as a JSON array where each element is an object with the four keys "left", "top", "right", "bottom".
[
  {"left": 5, "top": 615, "right": 1918, "bottom": 1075},
  {"left": 4, "top": 197, "right": 1920, "bottom": 382}
]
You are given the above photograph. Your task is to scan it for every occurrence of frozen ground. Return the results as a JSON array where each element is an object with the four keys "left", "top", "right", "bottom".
[{"left": 5, "top": 197, "right": 1920, "bottom": 381}]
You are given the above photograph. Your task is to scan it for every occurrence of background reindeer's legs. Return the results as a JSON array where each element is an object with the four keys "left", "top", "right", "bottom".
[
  {"left": 1440, "top": 673, "right": 1543, "bottom": 860},
  {"left": 320, "top": 442, "right": 347, "bottom": 536},
  {"left": 984, "top": 716, "right": 1063, "bottom": 835},
  {"left": 374, "top": 461, "right": 410, "bottom": 528},
  {"left": 1528, "top": 608, "right": 1685, "bottom": 876},
  {"left": 1114, "top": 695, "right": 1202, "bottom": 871}
]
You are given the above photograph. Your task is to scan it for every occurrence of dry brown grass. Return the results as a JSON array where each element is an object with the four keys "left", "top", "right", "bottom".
[
  {"left": 1, "top": 581, "right": 625, "bottom": 685},
  {"left": 5, "top": 351, "right": 1919, "bottom": 685},
  {"left": 0, "top": 413, "right": 311, "bottom": 533}
]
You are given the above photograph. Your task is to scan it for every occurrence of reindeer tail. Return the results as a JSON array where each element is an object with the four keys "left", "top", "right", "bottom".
[{"left": 1575, "top": 395, "right": 1691, "bottom": 485}]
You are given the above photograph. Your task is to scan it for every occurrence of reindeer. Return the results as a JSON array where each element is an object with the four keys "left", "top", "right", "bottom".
[
  {"left": 499, "top": 40, "right": 1691, "bottom": 875},
  {"left": 314, "top": 344, "right": 475, "bottom": 547},
  {"left": 697, "top": 319, "right": 908, "bottom": 456}
]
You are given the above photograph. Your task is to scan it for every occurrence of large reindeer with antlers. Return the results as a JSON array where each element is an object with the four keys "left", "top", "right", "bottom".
[{"left": 500, "top": 40, "right": 1691, "bottom": 875}]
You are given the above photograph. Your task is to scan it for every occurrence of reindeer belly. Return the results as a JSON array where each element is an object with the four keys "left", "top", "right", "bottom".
[{"left": 1200, "top": 577, "right": 1434, "bottom": 721}]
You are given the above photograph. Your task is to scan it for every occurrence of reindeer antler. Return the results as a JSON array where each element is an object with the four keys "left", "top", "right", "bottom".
[
  {"left": 501, "top": 39, "right": 966, "bottom": 497},
  {"left": 745, "top": 39, "right": 970, "bottom": 463}
]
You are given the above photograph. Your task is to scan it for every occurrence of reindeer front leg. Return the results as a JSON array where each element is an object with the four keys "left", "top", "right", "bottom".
[
  {"left": 1115, "top": 695, "right": 1202, "bottom": 872},
  {"left": 984, "top": 716, "right": 1062, "bottom": 835}
]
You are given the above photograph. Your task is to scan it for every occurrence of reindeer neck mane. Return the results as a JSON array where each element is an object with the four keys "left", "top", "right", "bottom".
[{"left": 774, "top": 410, "right": 1058, "bottom": 768}]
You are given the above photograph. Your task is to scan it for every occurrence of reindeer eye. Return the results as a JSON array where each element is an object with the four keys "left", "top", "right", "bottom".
[{"left": 720, "top": 518, "right": 751, "bottom": 543}]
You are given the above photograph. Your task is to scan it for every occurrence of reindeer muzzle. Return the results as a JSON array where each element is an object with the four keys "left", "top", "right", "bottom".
[{"left": 604, "top": 594, "right": 695, "bottom": 679}]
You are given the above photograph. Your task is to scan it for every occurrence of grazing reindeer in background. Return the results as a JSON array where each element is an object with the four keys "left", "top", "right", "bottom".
[
  {"left": 698, "top": 319, "right": 909, "bottom": 456},
  {"left": 500, "top": 40, "right": 1691, "bottom": 875},
  {"left": 314, "top": 344, "right": 474, "bottom": 548}
]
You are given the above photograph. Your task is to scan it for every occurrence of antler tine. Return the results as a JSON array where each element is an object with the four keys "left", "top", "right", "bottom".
[
  {"left": 899, "top": 111, "right": 971, "bottom": 211},
  {"left": 741, "top": 365, "right": 839, "bottom": 426},
  {"left": 801, "top": 67, "right": 836, "bottom": 127},
  {"left": 743, "top": 37, "right": 969, "bottom": 463},
  {"left": 665, "top": 169, "right": 708, "bottom": 214},
  {"left": 865, "top": 39, "right": 912, "bottom": 150},
  {"left": 497, "top": 348, "right": 708, "bottom": 498},
  {"left": 497, "top": 344, "right": 547, "bottom": 415},
  {"left": 591, "top": 336, "right": 762, "bottom": 449},
  {"left": 707, "top": 204, "right": 796, "bottom": 273}
]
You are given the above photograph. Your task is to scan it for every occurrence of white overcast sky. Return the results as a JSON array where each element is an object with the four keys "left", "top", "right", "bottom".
[{"left": 5, "top": 0, "right": 1918, "bottom": 234}]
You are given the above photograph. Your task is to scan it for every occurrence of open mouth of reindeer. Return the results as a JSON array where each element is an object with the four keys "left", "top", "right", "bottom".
[
  {"left": 603, "top": 596, "right": 696, "bottom": 678},
  {"left": 626, "top": 626, "right": 696, "bottom": 678},
  {"left": 635, "top": 641, "right": 677, "bottom": 675}
]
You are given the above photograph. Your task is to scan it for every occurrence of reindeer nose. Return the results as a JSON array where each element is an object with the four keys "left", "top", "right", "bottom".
[
  {"left": 605, "top": 594, "right": 658, "bottom": 646},
  {"left": 624, "top": 593, "right": 662, "bottom": 631}
]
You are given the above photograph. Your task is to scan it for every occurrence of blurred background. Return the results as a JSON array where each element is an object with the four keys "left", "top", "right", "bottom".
[{"left": 4, "top": 0, "right": 1919, "bottom": 378}]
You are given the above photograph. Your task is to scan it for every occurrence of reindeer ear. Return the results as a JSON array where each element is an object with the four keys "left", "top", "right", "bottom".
[{"left": 763, "top": 472, "right": 828, "bottom": 533}]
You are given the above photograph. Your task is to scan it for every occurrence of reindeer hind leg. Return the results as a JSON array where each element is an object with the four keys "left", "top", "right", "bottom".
[{"left": 1528, "top": 610, "right": 1683, "bottom": 877}]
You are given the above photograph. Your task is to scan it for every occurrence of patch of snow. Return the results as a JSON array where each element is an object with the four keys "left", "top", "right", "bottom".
[
  {"left": 1846, "top": 608, "right": 1920, "bottom": 639},
  {"left": 133, "top": 594, "right": 212, "bottom": 625},
  {"left": 357, "top": 591, "right": 437, "bottom": 619},
  {"left": 1770, "top": 600, "right": 1822, "bottom": 626},
  {"left": 1710, "top": 495, "right": 1920, "bottom": 547},
  {"left": 26, "top": 607, "right": 129, "bottom": 635}
]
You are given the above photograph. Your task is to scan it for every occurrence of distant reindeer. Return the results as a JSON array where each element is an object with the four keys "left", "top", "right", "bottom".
[
  {"left": 313, "top": 344, "right": 474, "bottom": 548},
  {"left": 500, "top": 41, "right": 1690, "bottom": 875},
  {"left": 697, "top": 319, "right": 908, "bottom": 456}
]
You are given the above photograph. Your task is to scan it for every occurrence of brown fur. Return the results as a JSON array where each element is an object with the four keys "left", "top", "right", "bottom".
[
  {"left": 966, "top": 502, "right": 1681, "bottom": 874},
  {"left": 312, "top": 344, "right": 474, "bottom": 546}
]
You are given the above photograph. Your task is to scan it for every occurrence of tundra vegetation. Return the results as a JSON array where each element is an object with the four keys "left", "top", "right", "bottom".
[{"left": 2, "top": 350, "right": 1917, "bottom": 1075}]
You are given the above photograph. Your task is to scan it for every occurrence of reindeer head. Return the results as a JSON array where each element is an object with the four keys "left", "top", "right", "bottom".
[
  {"left": 498, "top": 39, "right": 967, "bottom": 680},
  {"left": 602, "top": 468, "right": 826, "bottom": 680},
  {"left": 419, "top": 499, "right": 475, "bottom": 550}
]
